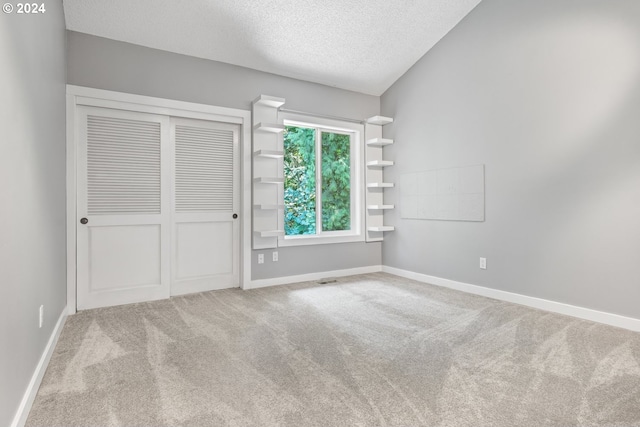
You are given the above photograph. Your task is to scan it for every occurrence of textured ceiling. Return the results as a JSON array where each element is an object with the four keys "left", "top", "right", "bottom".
[{"left": 63, "top": 0, "right": 482, "bottom": 95}]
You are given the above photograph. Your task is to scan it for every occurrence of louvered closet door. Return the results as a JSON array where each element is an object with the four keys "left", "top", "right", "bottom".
[
  {"left": 77, "top": 107, "right": 171, "bottom": 310},
  {"left": 171, "top": 117, "right": 239, "bottom": 295}
]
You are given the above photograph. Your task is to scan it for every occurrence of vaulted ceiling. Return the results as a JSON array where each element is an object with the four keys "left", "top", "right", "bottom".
[{"left": 63, "top": 0, "right": 482, "bottom": 95}]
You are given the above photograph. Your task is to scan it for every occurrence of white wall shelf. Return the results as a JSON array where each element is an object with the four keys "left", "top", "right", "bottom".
[
  {"left": 367, "top": 160, "right": 394, "bottom": 168},
  {"left": 253, "top": 122, "right": 285, "bottom": 133},
  {"left": 252, "top": 95, "right": 286, "bottom": 249},
  {"left": 254, "top": 149, "right": 284, "bottom": 159},
  {"left": 253, "top": 177, "right": 284, "bottom": 184},
  {"left": 367, "top": 226, "right": 395, "bottom": 232},
  {"left": 254, "top": 204, "right": 285, "bottom": 210},
  {"left": 366, "top": 116, "right": 394, "bottom": 126},
  {"left": 366, "top": 138, "right": 394, "bottom": 146},
  {"left": 254, "top": 230, "right": 285, "bottom": 238},
  {"left": 253, "top": 95, "right": 286, "bottom": 108},
  {"left": 365, "top": 115, "right": 395, "bottom": 242},
  {"left": 367, "top": 205, "right": 395, "bottom": 210}
]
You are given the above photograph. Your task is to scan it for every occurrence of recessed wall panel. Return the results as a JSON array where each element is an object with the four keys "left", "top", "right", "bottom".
[{"left": 400, "top": 165, "right": 484, "bottom": 222}]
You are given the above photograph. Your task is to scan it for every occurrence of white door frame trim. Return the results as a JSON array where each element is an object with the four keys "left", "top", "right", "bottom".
[{"left": 66, "top": 85, "right": 252, "bottom": 314}]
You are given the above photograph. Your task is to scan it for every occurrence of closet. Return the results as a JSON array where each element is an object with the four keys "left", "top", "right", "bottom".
[{"left": 75, "top": 105, "right": 239, "bottom": 310}]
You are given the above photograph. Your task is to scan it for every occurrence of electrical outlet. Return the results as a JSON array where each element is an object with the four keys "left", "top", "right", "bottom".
[
  {"left": 479, "top": 257, "right": 487, "bottom": 270},
  {"left": 258, "top": 254, "right": 264, "bottom": 264},
  {"left": 39, "top": 305, "right": 44, "bottom": 328},
  {"left": 272, "top": 251, "right": 278, "bottom": 262}
]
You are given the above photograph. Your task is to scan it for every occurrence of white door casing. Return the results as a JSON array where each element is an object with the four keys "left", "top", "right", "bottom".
[
  {"left": 76, "top": 106, "right": 171, "bottom": 310},
  {"left": 170, "top": 117, "right": 240, "bottom": 295}
]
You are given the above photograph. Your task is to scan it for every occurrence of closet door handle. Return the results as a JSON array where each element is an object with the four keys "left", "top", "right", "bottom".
[
  {"left": 80, "top": 218, "right": 88, "bottom": 224},
  {"left": 232, "top": 213, "right": 238, "bottom": 219}
]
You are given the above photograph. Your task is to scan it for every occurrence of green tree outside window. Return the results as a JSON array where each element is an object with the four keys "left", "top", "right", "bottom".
[{"left": 283, "top": 125, "right": 351, "bottom": 236}]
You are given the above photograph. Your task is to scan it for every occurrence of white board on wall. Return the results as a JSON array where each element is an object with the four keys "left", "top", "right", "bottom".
[{"left": 400, "top": 165, "right": 484, "bottom": 221}]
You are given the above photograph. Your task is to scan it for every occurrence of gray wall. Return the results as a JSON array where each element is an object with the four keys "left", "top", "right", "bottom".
[
  {"left": 67, "top": 31, "right": 382, "bottom": 280},
  {"left": 0, "top": 1, "right": 67, "bottom": 425},
  {"left": 381, "top": 0, "right": 640, "bottom": 319}
]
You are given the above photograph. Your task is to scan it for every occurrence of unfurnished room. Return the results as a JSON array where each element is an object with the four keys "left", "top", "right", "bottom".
[{"left": 2, "top": 1, "right": 640, "bottom": 426}]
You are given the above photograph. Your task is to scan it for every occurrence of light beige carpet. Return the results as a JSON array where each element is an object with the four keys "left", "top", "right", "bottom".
[{"left": 26, "top": 273, "right": 640, "bottom": 426}]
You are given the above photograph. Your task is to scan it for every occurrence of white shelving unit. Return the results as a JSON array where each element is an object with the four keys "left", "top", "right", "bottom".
[
  {"left": 367, "top": 182, "right": 394, "bottom": 188},
  {"left": 254, "top": 204, "right": 285, "bottom": 210},
  {"left": 366, "top": 116, "right": 394, "bottom": 126},
  {"left": 366, "top": 138, "right": 394, "bottom": 147},
  {"left": 367, "top": 160, "right": 394, "bottom": 168},
  {"left": 254, "top": 123, "right": 285, "bottom": 133},
  {"left": 254, "top": 230, "right": 285, "bottom": 238},
  {"left": 367, "top": 226, "right": 395, "bottom": 232},
  {"left": 254, "top": 149, "right": 284, "bottom": 159},
  {"left": 252, "top": 95, "right": 286, "bottom": 249},
  {"left": 364, "top": 115, "right": 395, "bottom": 242},
  {"left": 253, "top": 95, "right": 287, "bottom": 108},
  {"left": 253, "top": 177, "right": 284, "bottom": 184}
]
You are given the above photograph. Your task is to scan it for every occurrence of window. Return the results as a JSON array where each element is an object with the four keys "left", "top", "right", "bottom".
[{"left": 280, "top": 114, "right": 363, "bottom": 246}]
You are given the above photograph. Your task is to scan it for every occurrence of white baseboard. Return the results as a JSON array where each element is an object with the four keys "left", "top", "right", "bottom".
[
  {"left": 11, "top": 306, "right": 67, "bottom": 427},
  {"left": 247, "top": 265, "right": 383, "bottom": 290},
  {"left": 382, "top": 266, "right": 640, "bottom": 332}
]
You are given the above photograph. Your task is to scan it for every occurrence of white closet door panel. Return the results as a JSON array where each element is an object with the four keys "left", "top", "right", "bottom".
[
  {"left": 89, "top": 225, "right": 161, "bottom": 291},
  {"left": 171, "top": 118, "right": 240, "bottom": 296},
  {"left": 77, "top": 106, "right": 171, "bottom": 310},
  {"left": 175, "top": 124, "right": 234, "bottom": 212},
  {"left": 176, "top": 221, "right": 233, "bottom": 278},
  {"left": 86, "top": 115, "right": 162, "bottom": 215}
]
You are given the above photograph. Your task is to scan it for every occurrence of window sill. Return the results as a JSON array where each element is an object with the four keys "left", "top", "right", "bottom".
[{"left": 277, "top": 233, "right": 364, "bottom": 247}]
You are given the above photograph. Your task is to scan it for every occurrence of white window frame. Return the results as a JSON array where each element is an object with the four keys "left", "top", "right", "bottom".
[{"left": 278, "top": 112, "right": 365, "bottom": 247}]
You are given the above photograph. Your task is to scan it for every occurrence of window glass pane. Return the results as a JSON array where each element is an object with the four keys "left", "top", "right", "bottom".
[
  {"left": 284, "top": 126, "right": 316, "bottom": 235},
  {"left": 321, "top": 132, "right": 351, "bottom": 231}
]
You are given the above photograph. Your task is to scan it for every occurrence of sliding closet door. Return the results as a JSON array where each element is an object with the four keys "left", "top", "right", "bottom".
[
  {"left": 76, "top": 106, "right": 171, "bottom": 310},
  {"left": 171, "top": 117, "right": 240, "bottom": 295}
]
